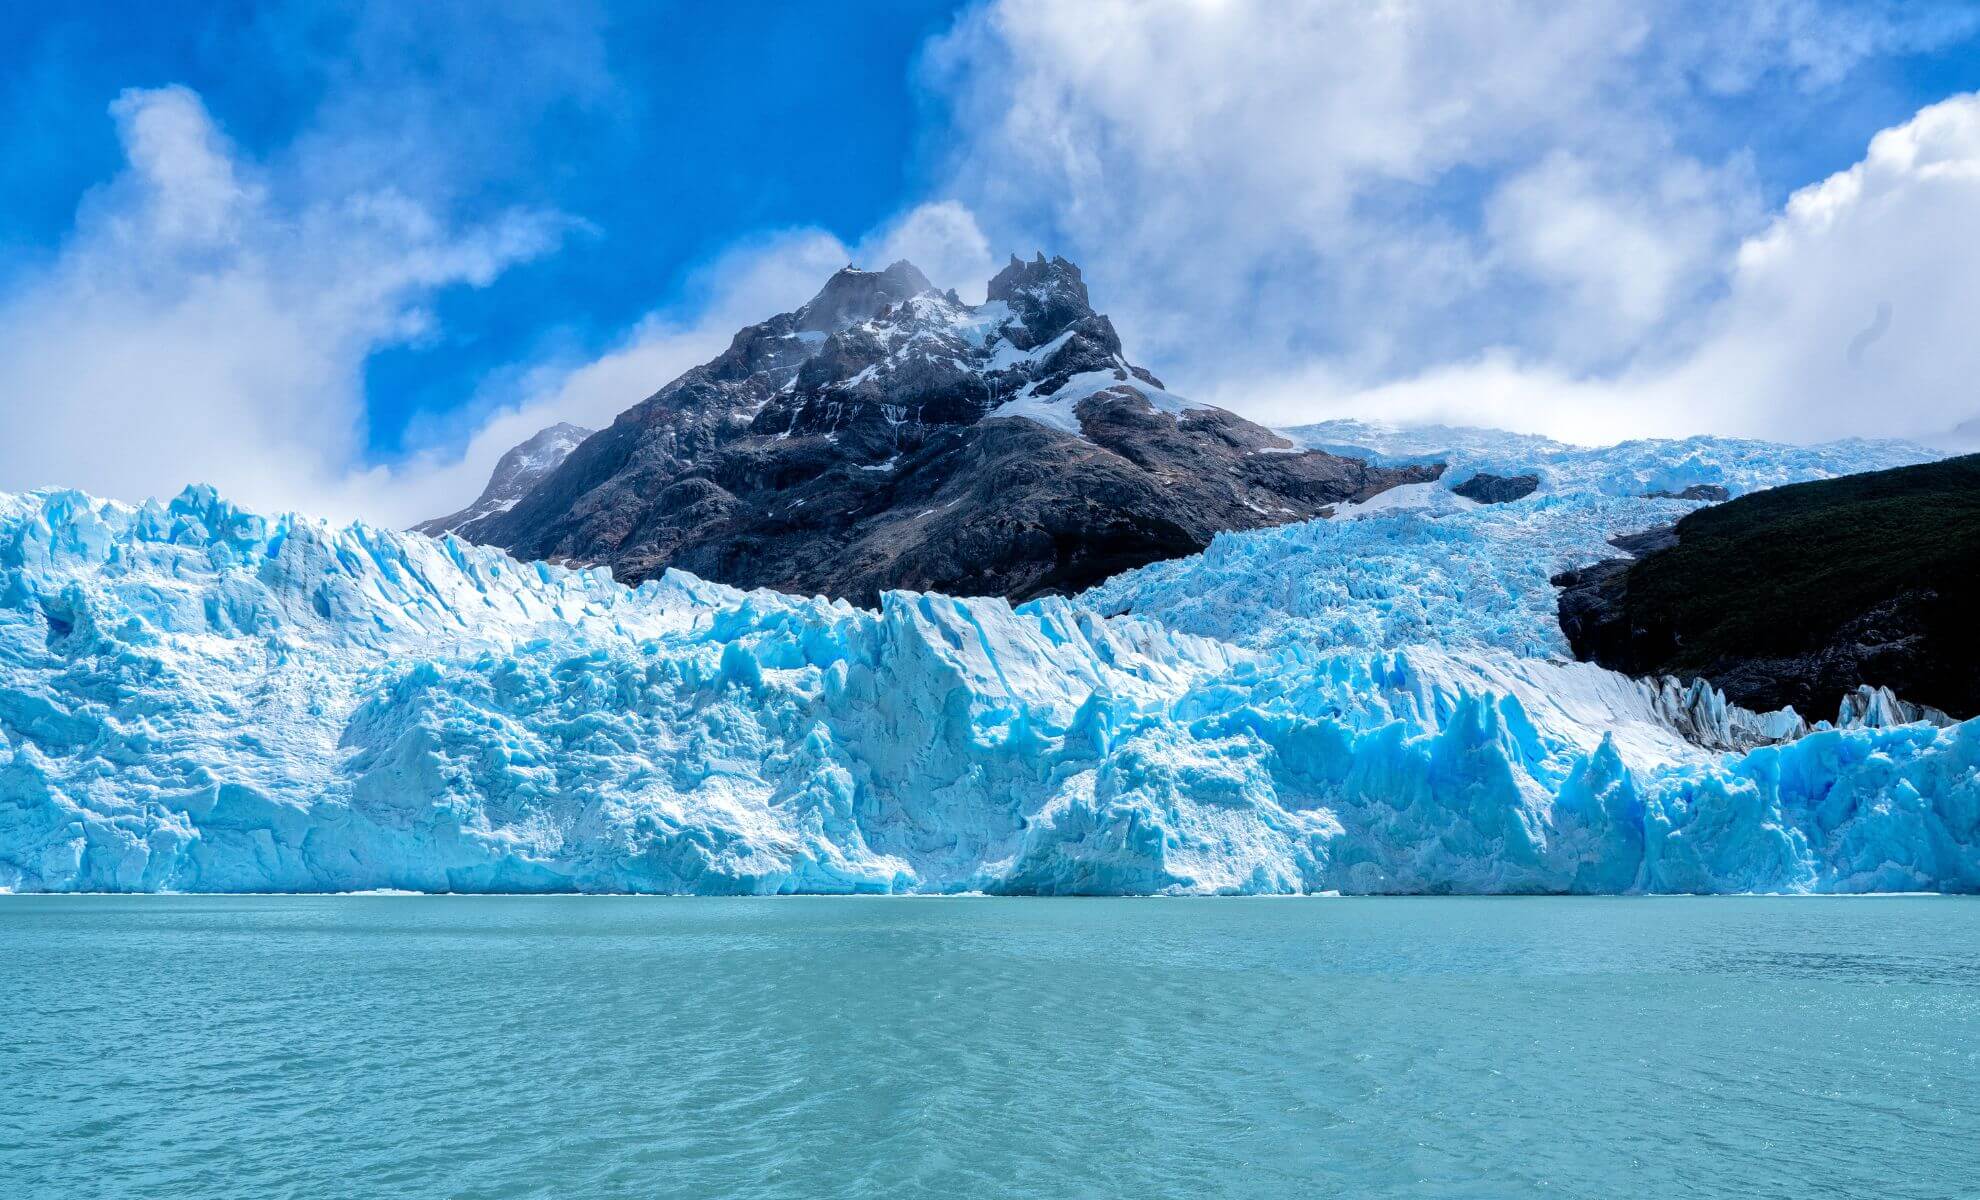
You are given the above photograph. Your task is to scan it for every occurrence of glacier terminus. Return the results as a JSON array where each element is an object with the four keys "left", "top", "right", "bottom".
[{"left": 3, "top": 426, "right": 1975, "bottom": 895}]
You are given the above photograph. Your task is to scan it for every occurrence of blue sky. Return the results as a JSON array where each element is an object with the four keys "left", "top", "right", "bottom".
[
  {"left": 1, "top": 0, "right": 970, "bottom": 455},
  {"left": 4, "top": 1, "right": 1980, "bottom": 522}
]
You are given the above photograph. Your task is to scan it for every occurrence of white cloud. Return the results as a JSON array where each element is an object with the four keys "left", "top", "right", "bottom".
[
  {"left": 1655, "top": 93, "right": 1980, "bottom": 443},
  {"left": 1484, "top": 151, "right": 1757, "bottom": 362},
  {"left": 0, "top": 86, "right": 563, "bottom": 521},
  {"left": 1215, "top": 94, "right": 1980, "bottom": 446},
  {"left": 920, "top": 0, "right": 1980, "bottom": 445},
  {"left": 105, "top": 87, "right": 251, "bottom": 245},
  {"left": 857, "top": 200, "right": 996, "bottom": 301},
  {"left": 1676, "top": 0, "right": 1980, "bottom": 93}
]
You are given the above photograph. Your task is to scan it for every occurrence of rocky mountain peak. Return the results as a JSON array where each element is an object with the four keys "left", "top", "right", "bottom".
[
  {"left": 795, "top": 259, "right": 936, "bottom": 333},
  {"left": 412, "top": 420, "right": 594, "bottom": 538},
  {"left": 986, "top": 252, "right": 1094, "bottom": 348},
  {"left": 440, "top": 250, "right": 1440, "bottom": 604},
  {"left": 505, "top": 421, "right": 591, "bottom": 466}
]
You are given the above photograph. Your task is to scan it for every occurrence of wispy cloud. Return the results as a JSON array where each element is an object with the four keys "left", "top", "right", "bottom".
[{"left": 0, "top": 86, "right": 565, "bottom": 519}]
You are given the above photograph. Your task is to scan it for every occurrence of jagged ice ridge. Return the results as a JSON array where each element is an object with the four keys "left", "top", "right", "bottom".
[{"left": 1, "top": 434, "right": 1975, "bottom": 893}]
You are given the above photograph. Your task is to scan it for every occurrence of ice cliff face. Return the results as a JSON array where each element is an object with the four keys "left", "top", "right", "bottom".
[{"left": 2, "top": 429, "right": 1975, "bottom": 894}]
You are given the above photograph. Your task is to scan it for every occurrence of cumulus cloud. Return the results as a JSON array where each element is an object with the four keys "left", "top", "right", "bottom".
[
  {"left": 1210, "top": 94, "right": 1980, "bottom": 446},
  {"left": 1655, "top": 93, "right": 1980, "bottom": 443},
  {"left": 0, "top": 86, "right": 563, "bottom": 520},
  {"left": 921, "top": 0, "right": 1980, "bottom": 445}
]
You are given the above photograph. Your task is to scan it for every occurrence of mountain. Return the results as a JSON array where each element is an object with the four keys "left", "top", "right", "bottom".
[
  {"left": 446, "top": 255, "right": 1437, "bottom": 603},
  {"left": 412, "top": 421, "right": 593, "bottom": 538},
  {"left": 1553, "top": 455, "right": 1980, "bottom": 720},
  {"left": 1942, "top": 414, "right": 1980, "bottom": 452}
]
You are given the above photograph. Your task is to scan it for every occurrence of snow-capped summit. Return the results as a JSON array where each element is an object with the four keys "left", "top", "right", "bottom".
[
  {"left": 444, "top": 255, "right": 1435, "bottom": 604},
  {"left": 983, "top": 252, "right": 1108, "bottom": 352},
  {"left": 413, "top": 421, "right": 593, "bottom": 539},
  {"left": 795, "top": 259, "right": 934, "bottom": 333}
]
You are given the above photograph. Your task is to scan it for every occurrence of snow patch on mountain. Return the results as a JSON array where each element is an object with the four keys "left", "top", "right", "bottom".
[
  {"left": 414, "top": 422, "right": 593, "bottom": 538},
  {"left": 987, "top": 367, "right": 1206, "bottom": 437}
]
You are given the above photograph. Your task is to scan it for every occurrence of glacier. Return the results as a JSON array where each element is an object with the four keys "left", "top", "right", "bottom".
[
  {"left": 1091, "top": 428, "right": 1950, "bottom": 657},
  {"left": 1282, "top": 418, "right": 1945, "bottom": 499},
  {"left": 2, "top": 432, "right": 1976, "bottom": 894}
]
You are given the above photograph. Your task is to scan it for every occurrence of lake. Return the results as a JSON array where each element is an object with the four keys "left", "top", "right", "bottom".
[{"left": 4, "top": 896, "right": 1975, "bottom": 1198}]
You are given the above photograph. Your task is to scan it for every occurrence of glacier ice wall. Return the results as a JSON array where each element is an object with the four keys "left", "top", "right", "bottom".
[{"left": 2, "top": 465, "right": 1976, "bottom": 895}]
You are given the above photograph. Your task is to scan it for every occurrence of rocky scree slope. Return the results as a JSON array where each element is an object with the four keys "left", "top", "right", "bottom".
[{"left": 453, "top": 256, "right": 1435, "bottom": 604}]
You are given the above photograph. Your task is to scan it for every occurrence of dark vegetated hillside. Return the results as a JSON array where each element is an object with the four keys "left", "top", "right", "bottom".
[{"left": 1560, "top": 454, "right": 1980, "bottom": 719}]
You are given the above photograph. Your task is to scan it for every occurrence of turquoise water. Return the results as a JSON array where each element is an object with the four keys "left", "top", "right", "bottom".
[{"left": 4, "top": 898, "right": 1976, "bottom": 1199}]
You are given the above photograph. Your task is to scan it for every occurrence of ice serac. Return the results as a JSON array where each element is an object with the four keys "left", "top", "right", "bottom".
[
  {"left": 3, "top": 450, "right": 1976, "bottom": 894},
  {"left": 462, "top": 254, "right": 1437, "bottom": 604}
]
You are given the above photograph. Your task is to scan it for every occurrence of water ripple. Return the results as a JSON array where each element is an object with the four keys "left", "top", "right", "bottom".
[{"left": 4, "top": 896, "right": 1977, "bottom": 1199}]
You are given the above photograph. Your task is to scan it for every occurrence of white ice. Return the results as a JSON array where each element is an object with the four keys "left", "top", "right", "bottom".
[{"left": 0, "top": 430, "right": 1972, "bottom": 895}]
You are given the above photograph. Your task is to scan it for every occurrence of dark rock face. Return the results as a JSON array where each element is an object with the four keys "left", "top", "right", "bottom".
[
  {"left": 1551, "top": 528, "right": 1679, "bottom": 677},
  {"left": 461, "top": 253, "right": 1439, "bottom": 604},
  {"left": 1692, "top": 590, "right": 1971, "bottom": 719},
  {"left": 1553, "top": 456, "right": 1980, "bottom": 720},
  {"left": 1453, "top": 472, "right": 1539, "bottom": 504},
  {"left": 413, "top": 422, "right": 593, "bottom": 538},
  {"left": 1644, "top": 484, "right": 1730, "bottom": 502}
]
